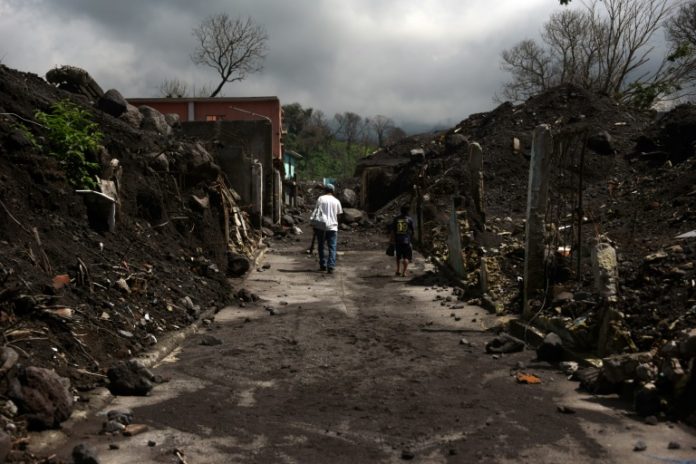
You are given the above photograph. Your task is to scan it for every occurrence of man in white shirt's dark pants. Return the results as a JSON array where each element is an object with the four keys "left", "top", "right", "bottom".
[{"left": 313, "top": 184, "right": 343, "bottom": 273}]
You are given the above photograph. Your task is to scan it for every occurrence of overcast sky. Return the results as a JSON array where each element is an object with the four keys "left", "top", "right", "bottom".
[{"left": 0, "top": 0, "right": 573, "bottom": 131}]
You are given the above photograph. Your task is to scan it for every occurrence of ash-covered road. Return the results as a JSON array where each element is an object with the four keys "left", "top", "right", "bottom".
[{"left": 49, "top": 236, "right": 695, "bottom": 463}]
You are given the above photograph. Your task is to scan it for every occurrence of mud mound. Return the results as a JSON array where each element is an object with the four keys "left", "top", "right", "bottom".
[{"left": 0, "top": 64, "right": 253, "bottom": 398}]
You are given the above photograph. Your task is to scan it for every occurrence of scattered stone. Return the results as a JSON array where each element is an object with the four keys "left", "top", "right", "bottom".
[
  {"left": 97, "top": 89, "right": 128, "bottom": 118},
  {"left": 102, "top": 420, "right": 125, "bottom": 434},
  {"left": 401, "top": 449, "right": 415, "bottom": 460},
  {"left": 107, "top": 409, "right": 133, "bottom": 426},
  {"left": 72, "top": 443, "right": 100, "bottom": 464},
  {"left": 485, "top": 334, "right": 525, "bottom": 354},
  {"left": 633, "top": 440, "right": 647, "bottom": 452},
  {"left": 199, "top": 335, "right": 222, "bottom": 346},
  {"left": 644, "top": 415, "right": 659, "bottom": 426},
  {"left": 109, "top": 444, "right": 119, "bottom": 450},
  {"left": 536, "top": 332, "right": 564, "bottom": 363},
  {"left": 635, "top": 383, "right": 661, "bottom": 418},
  {"left": 556, "top": 405, "right": 576, "bottom": 414},
  {"left": 667, "top": 441, "right": 681, "bottom": 450},
  {"left": 341, "top": 208, "right": 364, "bottom": 223},
  {"left": 559, "top": 361, "right": 579, "bottom": 376},
  {"left": 115, "top": 278, "right": 130, "bottom": 293},
  {"left": 106, "top": 360, "right": 156, "bottom": 396},
  {"left": 459, "top": 338, "right": 472, "bottom": 347},
  {"left": 147, "top": 440, "right": 156, "bottom": 447}
]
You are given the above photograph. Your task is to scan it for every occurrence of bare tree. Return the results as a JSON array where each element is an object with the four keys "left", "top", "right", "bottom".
[
  {"left": 334, "top": 112, "right": 367, "bottom": 154},
  {"left": 158, "top": 79, "right": 189, "bottom": 98},
  {"left": 370, "top": 115, "right": 395, "bottom": 147},
  {"left": 191, "top": 14, "right": 268, "bottom": 98},
  {"left": 385, "top": 126, "right": 407, "bottom": 146},
  {"left": 501, "top": 0, "right": 691, "bottom": 106},
  {"left": 668, "top": 1, "right": 696, "bottom": 47}
]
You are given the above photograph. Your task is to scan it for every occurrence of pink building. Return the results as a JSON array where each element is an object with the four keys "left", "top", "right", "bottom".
[{"left": 127, "top": 96, "right": 284, "bottom": 160}]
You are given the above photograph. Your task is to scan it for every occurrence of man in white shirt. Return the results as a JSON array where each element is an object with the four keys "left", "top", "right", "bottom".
[{"left": 312, "top": 184, "right": 343, "bottom": 273}]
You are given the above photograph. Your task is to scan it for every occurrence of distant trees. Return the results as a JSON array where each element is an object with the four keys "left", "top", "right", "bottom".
[
  {"left": 501, "top": 0, "right": 696, "bottom": 107},
  {"left": 191, "top": 14, "right": 268, "bottom": 97},
  {"left": 282, "top": 103, "right": 407, "bottom": 180},
  {"left": 370, "top": 115, "right": 395, "bottom": 147}
]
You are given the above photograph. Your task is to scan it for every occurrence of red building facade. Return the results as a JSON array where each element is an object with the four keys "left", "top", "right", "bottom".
[{"left": 127, "top": 96, "right": 283, "bottom": 160}]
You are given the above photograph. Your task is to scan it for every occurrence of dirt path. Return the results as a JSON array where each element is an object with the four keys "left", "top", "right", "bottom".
[{"left": 45, "top": 235, "right": 695, "bottom": 463}]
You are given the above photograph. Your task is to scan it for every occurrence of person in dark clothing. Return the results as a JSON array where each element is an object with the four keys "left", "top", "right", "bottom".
[{"left": 389, "top": 206, "right": 415, "bottom": 276}]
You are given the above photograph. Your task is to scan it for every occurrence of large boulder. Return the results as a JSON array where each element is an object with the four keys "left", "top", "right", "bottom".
[
  {"left": 587, "top": 131, "right": 615, "bottom": 155},
  {"left": 601, "top": 352, "right": 654, "bottom": 384},
  {"left": 45, "top": 65, "right": 104, "bottom": 101},
  {"left": 339, "top": 189, "right": 357, "bottom": 208},
  {"left": 175, "top": 142, "right": 220, "bottom": 183},
  {"left": 120, "top": 103, "right": 144, "bottom": 129},
  {"left": 536, "top": 332, "right": 564, "bottom": 363},
  {"left": 341, "top": 208, "right": 364, "bottom": 224},
  {"left": 139, "top": 105, "right": 172, "bottom": 135},
  {"left": 8, "top": 366, "right": 74, "bottom": 430},
  {"left": 97, "top": 89, "right": 128, "bottom": 118}
]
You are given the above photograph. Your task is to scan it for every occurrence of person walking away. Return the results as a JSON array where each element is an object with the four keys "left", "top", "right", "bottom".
[
  {"left": 310, "top": 184, "right": 343, "bottom": 273},
  {"left": 390, "top": 206, "right": 415, "bottom": 276}
]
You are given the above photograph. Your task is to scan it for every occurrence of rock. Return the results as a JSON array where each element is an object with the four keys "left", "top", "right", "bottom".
[
  {"left": 459, "top": 338, "right": 472, "bottom": 347},
  {"left": 139, "top": 105, "right": 172, "bottom": 135},
  {"left": 291, "top": 226, "right": 303, "bottom": 235},
  {"left": 559, "top": 361, "right": 579, "bottom": 376},
  {"left": 97, "top": 89, "right": 128, "bottom": 118},
  {"left": 601, "top": 352, "right": 653, "bottom": 384},
  {"left": 556, "top": 405, "right": 576, "bottom": 414},
  {"left": 0, "top": 347, "right": 19, "bottom": 375},
  {"left": 635, "top": 363, "right": 657, "bottom": 382},
  {"left": 667, "top": 441, "right": 681, "bottom": 450},
  {"left": 0, "top": 430, "right": 11, "bottom": 464},
  {"left": 587, "top": 131, "right": 615, "bottom": 155},
  {"left": 8, "top": 366, "right": 74, "bottom": 430},
  {"left": 115, "top": 278, "right": 130, "bottom": 293},
  {"left": 485, "top": 334, "right": 525, "bottom": 354},
  {"left": 634, "top": 383, "right": 661, "bottom": 417},
  {"left": 633, "top": 440, "right": 647, "bottom": 452},
  {"left": 644, "top": 415, "right": 659, "bottom": 425},
  {"left": 45, "top": 65, "right": 104, "bottom": 101},
  {"left": 536, "top": 332, "right": 564, "bottom": 363},
  {"left": 660, "top": 340, "right": 680, "bottom": 358},
  {"left": 107, "top": 409, "right": 133, "bottom": 425},
  {"left": 227, "top": 252, "right": 251, "bottom": 277},
  {"left": 341, "top": 208, "right": 364, "bottom": 223},
  {"left": 446, "top": 133, "right": 469, "bottom": 150},
  {"left": 106, "top": 360, "right": 155, "bottom": 396},
  {"left": 401, "top": 449, "right": 415, "bottom": 460},
  {"left": 199, "top": 335, "right": 222, "bottom": 346},
  {"left": 662, "top": 358, "right": 686, "bottom": 384},
  {"left": 339, "top": 189, "right": 357, "bottom": 208},
  {"left": 679, "top": 328, "right": 696, "bottom": 358},
  {"left": 72, "top": 443, "right": 100, "bottom": 464},
  {"left": 282, "top": 214, "right": 295, "bottom": 226},
  {"left": 102, "top": 420, "right": 125, "bottom": 434},
  {"left": 339, "top": 223, "right": 351, "bottom": 231},
  {"left": 119, "top": 103, "right": 144, "bottom": 128},
  {"left": 164, "top": 113, "right": 180, "bottom": 127}
]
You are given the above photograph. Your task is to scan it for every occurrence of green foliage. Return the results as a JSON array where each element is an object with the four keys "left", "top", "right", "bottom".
[
  {"left": 626, "top": 81, "right": 679, "bottom": 109},
  {"left": 297, "top": 139, "right": 373, "bottom": 181},
  {"left": 34, "top": 100, "right": 102, "bottom": 189}
]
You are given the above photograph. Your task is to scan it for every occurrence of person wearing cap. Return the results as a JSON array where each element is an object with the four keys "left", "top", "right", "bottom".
[{"left": 311, "top": 184, "right": 343, "bottom": 273}]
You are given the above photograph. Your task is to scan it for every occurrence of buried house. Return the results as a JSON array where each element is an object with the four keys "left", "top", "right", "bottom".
[{"left": 128, "top": 96, "right": 285, "bottom": 225}]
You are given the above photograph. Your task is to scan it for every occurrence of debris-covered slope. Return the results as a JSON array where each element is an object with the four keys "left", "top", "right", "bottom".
[{"left": 0, "top": 64, "right": 258, "bottom": 440}]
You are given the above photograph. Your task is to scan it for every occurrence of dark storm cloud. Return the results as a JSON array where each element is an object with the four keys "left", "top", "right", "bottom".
[{"left": 0, "top": 0, "right": 560, "bottom": 129}]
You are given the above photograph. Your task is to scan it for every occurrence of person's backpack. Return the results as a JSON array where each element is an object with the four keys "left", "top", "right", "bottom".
[{"left": 310, "top": 206, "right": 329, "bottom": 231}]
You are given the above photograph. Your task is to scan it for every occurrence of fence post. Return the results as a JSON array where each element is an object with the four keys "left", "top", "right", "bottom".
[{"left": 523, "top": 125, "right": 553, "bottom": 319}]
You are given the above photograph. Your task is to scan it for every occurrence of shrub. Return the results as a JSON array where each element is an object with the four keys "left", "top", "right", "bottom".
[{"left": 34, "top": 100, "right": 102, "bottom": 189}]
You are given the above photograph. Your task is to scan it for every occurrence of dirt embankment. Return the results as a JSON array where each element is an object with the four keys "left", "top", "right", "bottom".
[{"left": 0, "top": 64, "right": 260, "bottom": 451}]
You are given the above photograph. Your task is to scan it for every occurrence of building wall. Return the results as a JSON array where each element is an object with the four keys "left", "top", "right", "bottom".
[
  {"left": 127, "top": 97, "right": 283, "bottom": 160},
  {"left": 181, "top": 120, "right": 273, "bottom": 216}
]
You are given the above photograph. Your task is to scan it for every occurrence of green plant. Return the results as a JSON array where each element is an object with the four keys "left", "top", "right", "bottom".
[{"left": 35, "top": 100, "right": 102, "bottom": 189}]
